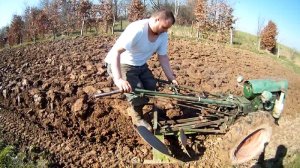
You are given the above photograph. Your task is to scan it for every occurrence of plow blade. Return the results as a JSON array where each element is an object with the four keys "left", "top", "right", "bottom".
[
  {"left": 135, "top": 126, "right": 182, "bottom": 163},
  {"left": 179, "top": 129, "right": 191, "bottom": 158}
]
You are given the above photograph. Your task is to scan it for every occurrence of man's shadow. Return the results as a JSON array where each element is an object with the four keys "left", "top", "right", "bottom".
[{"left": 252, "top": 144, "right": 287, "bottom": 168}]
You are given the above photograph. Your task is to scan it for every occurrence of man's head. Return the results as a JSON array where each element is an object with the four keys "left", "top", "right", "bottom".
[{"left": 150, "top": 8, "right": 175, "bottom": 35}]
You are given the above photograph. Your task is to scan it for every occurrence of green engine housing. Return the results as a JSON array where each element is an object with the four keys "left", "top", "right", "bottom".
[
  {"left": 243, "top": 79, "right": 288, "bottom": 99},
  {"left": 241, "top": 79, "right": 288, "bottom": 116}
]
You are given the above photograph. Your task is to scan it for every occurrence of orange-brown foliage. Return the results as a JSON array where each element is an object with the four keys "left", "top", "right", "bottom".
[
  {"left": 194, "top": 0, "right": 235, "bottom": 43},
  {"left": 128, "top": 0, "right": 145, "bottom": 22},
  {"left": 260, "top": 20, "right": 278, "bottom": 53},
  {"left": 8, "top": 15, "right": 24, "bottom": 45}
]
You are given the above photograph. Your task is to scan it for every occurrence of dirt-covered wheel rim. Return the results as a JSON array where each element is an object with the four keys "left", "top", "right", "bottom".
[
  {"left": 230, "top": 124, "right": 272, "bottom": 165},
  {"left": 221, "top": 112, "right": 274, "bottom": 165}
]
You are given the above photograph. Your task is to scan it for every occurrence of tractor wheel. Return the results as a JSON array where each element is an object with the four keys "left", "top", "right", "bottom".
[{"left": 222, "top": 111, "right": 274, "bottom": 165}]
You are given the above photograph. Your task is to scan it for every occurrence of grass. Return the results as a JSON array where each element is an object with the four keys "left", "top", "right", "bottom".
[
  {"left": 170, "top": 24, "right": 197, "bottom": 38},
  {"left": 114, "top": 19, "right": 129, "bottom": 32},
  {"left": 0, "top": 145, "right": 16, "bottom": 167},
  {"left": 0, "top": 126, "right": 50, "bottom": 167},
  {"left": 232, "top": 31, "right": 260, "bottom": 53},
  {"left": 286, "top": 153, "right": 300, "bottom": 168},
  {"left": 234, "top": 32, "right": 300, "bottom": 74},
  {"left": 0, "top": 143, "right": 50, "bottom": 167},
  {"left": 0, "top": 140, "right": 5, "bottom": 151},
  {"left": 275, "top": 56, "right": 300, "bottom": 74},
  {"left": 230, "top": 30, "right": 300, "bottom": 60}
]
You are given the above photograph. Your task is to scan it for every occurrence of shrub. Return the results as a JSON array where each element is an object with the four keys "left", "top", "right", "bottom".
[{"left": 260, "top": 20, "right": 278, "bottom": 54}]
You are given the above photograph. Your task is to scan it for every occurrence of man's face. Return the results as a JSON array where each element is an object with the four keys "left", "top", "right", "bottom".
[{"left": 153, "top": 17, "right": 173, "bottom": 34}]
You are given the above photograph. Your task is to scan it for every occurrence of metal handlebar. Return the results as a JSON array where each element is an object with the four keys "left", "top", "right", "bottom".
[{"left": 94, "top": 90, "right": 122, "bottom": 98}]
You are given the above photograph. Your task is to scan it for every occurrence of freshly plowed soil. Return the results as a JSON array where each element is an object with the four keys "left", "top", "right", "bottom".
[{"left": 0, "top": 35, "right": 300, "bottom": 167}]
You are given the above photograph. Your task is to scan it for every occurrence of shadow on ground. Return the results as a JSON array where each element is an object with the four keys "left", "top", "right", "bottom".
[{"left": 252, "top": 144, "right": 287, "bottom": 168}]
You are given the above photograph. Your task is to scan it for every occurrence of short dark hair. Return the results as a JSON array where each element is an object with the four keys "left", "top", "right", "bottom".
[{"left": 152, "top": 8, "right": 175, "bottom": 24}]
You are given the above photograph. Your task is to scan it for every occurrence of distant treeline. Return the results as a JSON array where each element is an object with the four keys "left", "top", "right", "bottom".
[{"left": 0, "top": 0, "right": 275, "bottom": 52}]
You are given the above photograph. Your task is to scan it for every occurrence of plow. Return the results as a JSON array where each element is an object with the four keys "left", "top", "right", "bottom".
[{"left": 95, "top": 77, "right": 288, "bottom": 165}]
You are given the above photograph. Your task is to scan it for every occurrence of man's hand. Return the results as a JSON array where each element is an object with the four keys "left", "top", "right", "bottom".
[
  {"left": 171, "top": 79, "right": 179, "bottom": 86},
  {"left": 114, "top": 78, "right": 132, "bottom": 93}
]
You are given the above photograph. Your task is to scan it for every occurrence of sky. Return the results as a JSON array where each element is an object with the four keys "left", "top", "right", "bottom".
[
  {"left": 230, "top": 0, "right": 300, "bottom": 51},
  {"left": 0, "top": 0, "right": 40, "bottom": 27},
  {"left": 0, "top": 0, "right": 299, "bottom": 51}
]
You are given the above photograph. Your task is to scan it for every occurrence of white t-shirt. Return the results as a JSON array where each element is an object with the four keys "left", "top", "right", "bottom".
[{"left": 105, "top": 19, "right": 168, "bottom": 66}]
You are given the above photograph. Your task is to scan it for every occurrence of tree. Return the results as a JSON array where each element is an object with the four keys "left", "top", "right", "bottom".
[
  {"left": 23, "top": 6, "right": 32, "bottom": 42},
  {"left": 149, "top": 0, "right": 160, "bottom": 10},
  {"left": 128, "top": 0, "right": 145, "bottom": 22},
  {"left": 112, "top": 0, "right": 118, "bottom": 20},
  {"left": 194, "top": 0, "right": 207, "bottom": 39},
  {"left": 8, "top": 15, "right": 24, "bottom": 45},
  {"left": 260, "top": 20, "right": 278, "bottom": 54},
  {"left": 256, "top": 16, "right": 265, "bottom": 50},
  {"left": 194, "top": 0, "right": 235, "bottom": 43},
  {"left": 79, "top": 0, "right": 92, "bottom": 36},
  {"left": 25, "top": 7, "right": 43, "bottom": 42},
  {"left": 61, "top": 0, "right": 78, "bottom": 35},
  {"left": 37, "top": 10, "right": 50, "bottom": 38},
  {"left": 174, "top": 0, "right": 180, "bottom": 19},
  {"left": 99, "top": 0, "right": 114, "bottom": 33},
  {"left": 215, "top": 1, "right": 235, "bottom": 43},
  {"left": 44, "top": 0, "right": 61, "bottom": 39},
  {"left": 175, "top": 0, "right": 196, "bottom": 25},
  {"left": 117, "top": 0, "right": 131, "bottom": 20},
  {"left": 0, "top": 27, "right": 8, "bottom": 48}
]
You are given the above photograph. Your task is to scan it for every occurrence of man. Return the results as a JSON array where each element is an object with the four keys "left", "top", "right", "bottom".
[{"left": 105, "top": 8, "right": 178, "bottom": 129}]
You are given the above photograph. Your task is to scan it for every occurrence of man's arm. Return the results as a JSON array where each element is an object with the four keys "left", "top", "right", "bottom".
[
  {"left": 111, "top": 47, "right": 132, "bottom": 92},
  {"left": 158, "top": 54, "right": 178, "bottom": 85}
]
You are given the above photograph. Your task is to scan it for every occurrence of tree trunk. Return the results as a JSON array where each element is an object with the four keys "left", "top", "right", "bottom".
[
  {"left": 95, "top": 22, "right": 98, "bottom": 33},
  {"left": 230, "top": 28, "right": 233, "bottom": 45},
  {"left": 112, "top": 14, "right": 116, "bottom": 34},
  {"left": 174, "top": 0, "right": 179, "bottom": 19},
  {"left": 197, "top": 24, "right": 201, "bottom": 39},
  {"left": 121, "top": 19, "right": 123, "bottom": 30},
  {"left": 81, "top": 17, "right": 85, "bottom": 36},
  {"left": 105, "top": 22, "right": 108, "bottom": 33}
]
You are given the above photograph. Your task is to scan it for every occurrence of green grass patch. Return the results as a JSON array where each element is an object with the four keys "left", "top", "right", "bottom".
[
  {"left": 114, "top": 20, "right": 129, "bottom": 32},
  {"left": 0, "top": 145, "right": 16, "bottom": 167},
  {"left": 286, "top": 153, "right": 300, "bottom": 168},
  {"left": 232, "top": 31, "right": 260, "bottom": 53},
  {"left": 0, "top": 139, "right": 52, "bottom": 167},
  {"left": 0, "top": 140, "right": 5, "bottom": 151},
  {"left": 170, "top": 24, "right": 197, "bottom": 38},
  {"left": 277, "top": 56, "right": 300, "bottom": 74}
]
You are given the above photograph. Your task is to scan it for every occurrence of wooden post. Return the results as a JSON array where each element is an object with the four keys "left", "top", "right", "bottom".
[
  {"left": 230, "top": 27, "right": 233, "bottom": 45},
  {"left": 81, "top": 17, "right": 85, "bottom": 36},
  {"left": 121, "top": 19, "right": 123, "bottom": 30},
  {"left": 277, "top": 45, "right": 280, "bottom": 58}
]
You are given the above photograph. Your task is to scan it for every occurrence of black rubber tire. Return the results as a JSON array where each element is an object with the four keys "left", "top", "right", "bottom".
[{"left": 222, "top": 111, "right": 274, "bottom": 165}]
